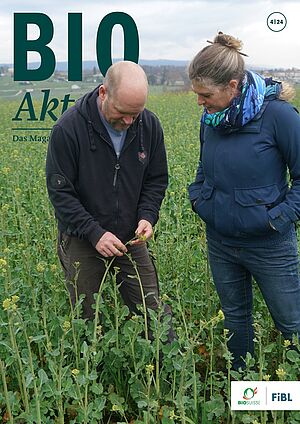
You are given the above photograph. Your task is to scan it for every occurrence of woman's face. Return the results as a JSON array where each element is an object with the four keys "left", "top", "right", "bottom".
[{"left": 191, "top": 79, "right": 239, "bottom": 114}]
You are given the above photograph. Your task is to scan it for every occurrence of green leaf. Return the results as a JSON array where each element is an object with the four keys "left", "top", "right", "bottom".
[
  {"left": 88, "top": 370, "right": 98, "bottom": 381},
  {"left": 172, "top": 359, "right": 182, "bottom": 371},
  {"left": 25, "top": 372, "right": 34, "bottom": 388},
  {"left": 67, "top": 384, "right": 80, "bottom": 400},
  {"left": 81, "top": 341, "right": 89, "bottom": 356},
  {"left": 38, "top": 368, "right": 49, "bottom": 384},
  {"left": 119, "top": 304, "right": 130, "bottom": 321},
  {"left": 77, "top": 374, "right": 87, "bottom": 386},
  {"left": 91, "top": 382, "right": 103, "bottom": 395},
  {"left": 137, "top": 400, "right": 148, "bottom": 409},
  {"left": 95, "top": 396, "right": 106, "bottom": 413},
  {"left": 205, "top": 394, "right": 225, "bottom": 420},
  {"left": 30, "top": 334, "right": 46, "bottom": 342},
  {"left": 49, "top": 348, "right": 60, "bottom": 357},
  {"left": 0, "top": 341, "right": 13, "bottom": 353},
  {"left": 287, "top": 349, "right": 300, "bottom": 362}
]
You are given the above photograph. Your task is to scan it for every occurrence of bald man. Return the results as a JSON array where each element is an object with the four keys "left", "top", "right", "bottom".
[{"left": 46, "top": 61, "right": 175, "bottom": 341}]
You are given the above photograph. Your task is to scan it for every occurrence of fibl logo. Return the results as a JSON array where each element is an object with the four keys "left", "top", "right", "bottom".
[
  {"left": 272, "top": 393, "right": 293, "bottom": 402},
  {"left": 238, "top": 387, "right": 260, "bottom": 406}
]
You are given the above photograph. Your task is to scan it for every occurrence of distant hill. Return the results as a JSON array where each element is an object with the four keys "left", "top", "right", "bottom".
[
  {"left": 0, "top": 59, "right": 189, "bottom": 72},
  {"left": 57, "top": 59, "right": 190, "bottom": 71}
]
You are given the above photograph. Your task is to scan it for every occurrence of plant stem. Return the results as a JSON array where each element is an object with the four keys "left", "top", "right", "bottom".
[
  {"left": 126, "top": 254, "right": 149, "bottom": 341},
  {"left": 7, "top": 312, "right": 29, "bottom": 414},
  {"left": 20, "top": 314, "right": 42, "bottom": 424},
  {"left": 209, "top": 326, "right": 214, "bottom": 398},
  {"left": 0, "top": 359, "right": 14, "bottom": 423},
  {"left": 57, "top": 333, "right": 66, "bottom": 423},
  {"left": 92, "top": 257, "right": 116, "bottom": 347}
]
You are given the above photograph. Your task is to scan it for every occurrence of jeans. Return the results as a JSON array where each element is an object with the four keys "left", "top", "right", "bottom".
[{"left": 207, "top": 228, "right": 300, "bottom": 370}]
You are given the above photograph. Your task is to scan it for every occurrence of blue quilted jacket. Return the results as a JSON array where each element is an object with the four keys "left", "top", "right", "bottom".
[{"left": 189, "top": 98, "right": 300, "bottom": 246}]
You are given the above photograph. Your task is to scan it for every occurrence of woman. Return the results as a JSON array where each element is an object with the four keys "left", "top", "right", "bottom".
[{"left": 188, "top": 32, "right": 300, "bottom": 370}]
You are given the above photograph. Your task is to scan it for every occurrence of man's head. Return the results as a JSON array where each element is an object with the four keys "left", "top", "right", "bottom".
[{"left": 99, "top": 61, "right": 148, "bottom": 131}]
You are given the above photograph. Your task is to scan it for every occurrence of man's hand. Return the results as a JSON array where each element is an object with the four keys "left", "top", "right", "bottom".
[
  {"left": 95, "top": 232, "right": 127, "bottom": 257},
  {"left": 131, "top": 219, "right": 153, "bottom": 245}
]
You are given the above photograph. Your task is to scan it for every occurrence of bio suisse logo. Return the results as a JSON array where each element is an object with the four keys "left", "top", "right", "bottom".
[
  {"left": 238, "top": 387, "right": 260, "bottom": 406},
  {"left": 243, "top": 387, "right": 257, "bottom": 400}
]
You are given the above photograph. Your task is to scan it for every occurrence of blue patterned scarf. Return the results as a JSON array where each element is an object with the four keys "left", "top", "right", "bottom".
[{"left": 202, "top": 71, "right": 281, "bottom": 129}]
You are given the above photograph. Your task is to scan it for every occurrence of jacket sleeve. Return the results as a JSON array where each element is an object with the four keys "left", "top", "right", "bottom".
[
  {"left": 137, "top": 119, "right": 168, "bottom": 226},
  {"left": 268, "top": 102, "right": 300, "bottom": 233},
  {"left": 46, "top": 124, "right": 106, "bottom": 246},
  {"left": 188, "top": 122, "right": 205, "bottom": 204}
]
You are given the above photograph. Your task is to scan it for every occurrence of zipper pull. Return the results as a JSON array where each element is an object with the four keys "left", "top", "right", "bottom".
[{"left": 113, "top": 163, "right": 120, "bottom": 187}]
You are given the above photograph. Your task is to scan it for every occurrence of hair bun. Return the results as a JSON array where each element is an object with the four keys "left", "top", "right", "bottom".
[{"left": 213, "top": 31, "right": 243, "bottom": 52}]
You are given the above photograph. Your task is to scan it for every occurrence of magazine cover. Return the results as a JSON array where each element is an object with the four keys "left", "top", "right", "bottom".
[{"left": 1, "top": 1, "right": 300, "bottom": 422}]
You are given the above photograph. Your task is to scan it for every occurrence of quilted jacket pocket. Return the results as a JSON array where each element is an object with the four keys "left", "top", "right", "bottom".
[{"left": 234, "top": 184, "right": 280, "bottom": 235}]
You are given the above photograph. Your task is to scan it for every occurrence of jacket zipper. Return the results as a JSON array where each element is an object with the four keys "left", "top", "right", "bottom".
[
  {"left": 113, "top": 160, "right": 120, "bottom": 232},
  {"left": 99, "top": 130, "right": 136, "bottom": 229},
  {"left": 113, "top": 162, "right": 120, "bottom": 187}
]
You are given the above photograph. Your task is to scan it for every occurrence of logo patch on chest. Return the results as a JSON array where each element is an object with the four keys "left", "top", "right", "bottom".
[{"left": 138, "top": 151, "right": 147, "bottom": 164}]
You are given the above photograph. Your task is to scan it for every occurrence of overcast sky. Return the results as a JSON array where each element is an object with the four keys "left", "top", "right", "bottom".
[{"left": 1, "top": 0, "right": 300, "bottom": 69}]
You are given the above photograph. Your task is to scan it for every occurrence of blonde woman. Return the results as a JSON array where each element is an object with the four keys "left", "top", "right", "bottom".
[{"left": 189, "top": 32, "right": 300, "bottom": 370}]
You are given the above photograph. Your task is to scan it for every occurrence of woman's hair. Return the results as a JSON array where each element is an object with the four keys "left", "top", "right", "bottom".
[
  {"left": 279, "top": 82, "right": 295, "bottom": 101},
  {"left": 188, "top": 32, "right": 245, "bottom": 86},
  {"left": 189, "top": 31, "right": 296, "bottom": 101}
]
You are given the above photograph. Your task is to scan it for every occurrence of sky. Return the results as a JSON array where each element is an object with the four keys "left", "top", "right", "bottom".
[{"left": 1, "top": 0, "right": 300, "bottom": 69}]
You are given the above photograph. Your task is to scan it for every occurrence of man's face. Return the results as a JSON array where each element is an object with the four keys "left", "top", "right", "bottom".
[{"left": 99, "top": 85, "right": 145, "bottom": 131}]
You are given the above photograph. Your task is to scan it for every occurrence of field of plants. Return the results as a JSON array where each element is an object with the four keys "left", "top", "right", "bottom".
[{"left": 1, "top": 88, "right": 300, "bottom": 424}]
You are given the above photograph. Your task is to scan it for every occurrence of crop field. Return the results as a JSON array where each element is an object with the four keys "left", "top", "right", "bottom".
[{"left": 1, "top": 87, "right": 300, "bottom": 424}]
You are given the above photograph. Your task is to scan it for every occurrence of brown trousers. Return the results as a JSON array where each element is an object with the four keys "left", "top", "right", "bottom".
[{"left": 57, "top": 231, "right": 175, "bottom": 342}]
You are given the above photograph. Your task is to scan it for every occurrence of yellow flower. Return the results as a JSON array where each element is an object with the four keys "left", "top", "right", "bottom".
[
  {"left": 96, "top": 325, "right": 103, "bottom": 337},
  {"left": 50, "top": 264, "right": 58, "bottom": 272},
  {"left": 211, "top": 309, "right": 225, "bottom": 326},
  {"left": 169, "top": 410, "right": 176, "bottom": 419},
  {"left": 11, "top": 295, "right": 20, "bottom": 303},
  {"left": 223, "top": 328, "right": 229, "bottom": 337},
  {"left": 71, "top": 368, "right": 79, "bottom": 377},
  {"left": 145, "top": 364, "right": 154, "bottom": 375},
  {"left": 217, "top": 309, "right": 225, "bottom": 321},
  {"left": 0, "top": 258, "right": 7, "bottom": 268},
  {"left": 111, "top": 404, "right": 121, "bottom": 412},
  {"left": 14, "top": 188, "right": 21, "bottom": 196},
  {"left": 161, "top": 293, "right": 170, "bottom": 302},
  {"left": 2, "top": 295, "right": 19, "bottom": 312},
  {"left": 263, "top": 374, "right": 271, "bottom": 381},
  {"left": 2, "top": 167, "right": 11, "bottom": 175},
  {"left": 2, "top": 298, "right": 11, "bottom": 311},
  {"left": 36, "top": 262, "right": 46, "bottom": 273},
  {"left": 283, "top": 339, "right": 291, "bottom": 348},
  {"left": 62, "top": 321, "right": 71, "bottom": 332},
  {"left": 1, "top": 204, "right": 10, "bottom": 213},
  {"left": 276, "top": 368, "right": 286, "bottom": 381}
]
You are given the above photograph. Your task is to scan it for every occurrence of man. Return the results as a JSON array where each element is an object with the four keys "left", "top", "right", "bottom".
[{"left": 46, "top": 61, "right": 174, "bottom": 341}]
